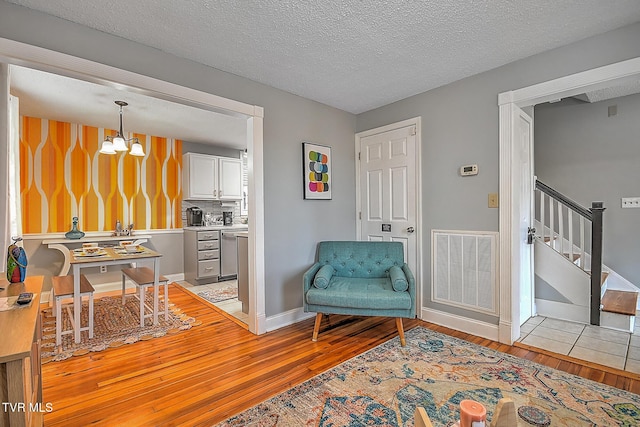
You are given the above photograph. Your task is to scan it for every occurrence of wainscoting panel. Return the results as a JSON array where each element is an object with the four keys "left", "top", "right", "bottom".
[{"left": 432, "top": 230, "right": 499, "bottom": 315}]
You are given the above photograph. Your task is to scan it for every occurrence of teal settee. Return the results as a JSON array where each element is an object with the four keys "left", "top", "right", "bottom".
[{"left": 303, "top": 241, "right": 416, "bottom": 346}]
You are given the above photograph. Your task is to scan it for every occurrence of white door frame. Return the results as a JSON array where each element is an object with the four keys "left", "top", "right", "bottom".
[
  {"left": 498, "top": 56, "right": 640, "bottom": 344},
  {"left": 355, "top": 117, "right": 423, "bottom": 317},
  {"left": 0, "top": 37, "right": 267, "bottom": 334}
]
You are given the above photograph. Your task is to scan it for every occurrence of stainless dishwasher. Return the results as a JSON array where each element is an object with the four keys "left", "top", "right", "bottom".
[{"left": 220, "top": 230, "right": 240, "bottom": 279}]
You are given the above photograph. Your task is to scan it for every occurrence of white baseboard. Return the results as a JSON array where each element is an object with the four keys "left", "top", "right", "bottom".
[
  {"left": 535, "top": 299, "right": 589, "bottom": 324},
  {"left": 266, "top": 307, "right": 315, "bottom": 332},
  {"left": 420, "top": 307, "right": 500, "bottom": 342}
]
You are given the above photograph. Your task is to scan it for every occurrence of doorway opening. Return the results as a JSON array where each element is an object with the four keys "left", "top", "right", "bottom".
[
  {"left": 0, "top": 38, "right": 267, "bottom": 334},
  {"left": 498, "top": 56, "right": 640, "bottom": 345}
]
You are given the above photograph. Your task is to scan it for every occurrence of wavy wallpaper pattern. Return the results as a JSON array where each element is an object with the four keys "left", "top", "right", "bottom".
[{"left": 20, "top": 116, "right": 183, "bottom": 233}]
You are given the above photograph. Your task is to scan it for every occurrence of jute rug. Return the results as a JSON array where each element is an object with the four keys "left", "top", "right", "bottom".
[
  {"left": 197, "top": 285, "right": 238, "bottom": 304},
  {"left": 216, "top": 326, "right": 640, "bottom": 426},
  {"left": 40, "top": 293, "right": 199, "bottom": 363}
]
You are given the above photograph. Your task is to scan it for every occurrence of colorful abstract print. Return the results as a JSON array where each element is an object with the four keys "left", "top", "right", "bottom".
[{"left": 308, "top": 150, "right": 329, "bottom": 193}]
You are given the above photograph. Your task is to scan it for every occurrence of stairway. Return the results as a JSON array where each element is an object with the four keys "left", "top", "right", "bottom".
[{"left": 534, "top": 234, "right": 639, "bottom": 332}]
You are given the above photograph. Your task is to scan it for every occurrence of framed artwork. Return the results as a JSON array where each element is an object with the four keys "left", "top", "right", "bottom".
[{"left": 302, "top": 142, "right": 332, "bottom": 200}]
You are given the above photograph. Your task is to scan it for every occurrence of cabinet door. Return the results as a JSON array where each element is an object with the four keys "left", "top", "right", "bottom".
[
  {"left": 184, "top": 153, "right": 217, "bottom": 199},
  {"left": 218, "top": 158, "right": 243, "bottom": 199}
]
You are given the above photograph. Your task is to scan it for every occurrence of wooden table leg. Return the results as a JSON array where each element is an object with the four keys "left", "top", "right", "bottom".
[
  {"left": 73, "top": 265, "right": 81, "bottom": 343},
  {"left": 153, "top": 260, "right": 160, "bottom": 325}
]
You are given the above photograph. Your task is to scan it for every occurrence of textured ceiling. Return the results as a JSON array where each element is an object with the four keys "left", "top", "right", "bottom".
[{"left": 6, "top": 0, "right": 640, "bottom": 114}]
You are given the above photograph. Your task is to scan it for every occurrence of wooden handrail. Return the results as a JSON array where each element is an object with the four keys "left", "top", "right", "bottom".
[{"left": 535, "top": 180, "right": 592, "bottom": 219}]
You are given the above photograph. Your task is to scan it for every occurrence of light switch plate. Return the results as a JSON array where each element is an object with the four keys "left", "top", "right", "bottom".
[
  {"left": 621, "top": 197, "right": 640, "bottom": 208},
  {"left": 488, "top": 193, "right": 499, "bottom": 208}
]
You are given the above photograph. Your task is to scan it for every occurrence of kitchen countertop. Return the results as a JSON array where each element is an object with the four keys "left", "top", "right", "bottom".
[{"left": 183, "top": 224, "right": 249, "bottom": 231}]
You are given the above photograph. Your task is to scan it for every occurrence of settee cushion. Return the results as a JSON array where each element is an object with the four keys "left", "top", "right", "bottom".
[
  {"left": 389, "top": 265, "right": 408, "bottom": 291},
  {"left": 306, "top": 277, "right": 412, "bottom": 310},
  {"left": 313, "top": 264, "right": 334, "bottom": 289}
]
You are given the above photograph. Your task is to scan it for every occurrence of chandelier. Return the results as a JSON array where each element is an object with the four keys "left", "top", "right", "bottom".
[{"left": 99, "top": 101, "right": 145, "bottom": 156}]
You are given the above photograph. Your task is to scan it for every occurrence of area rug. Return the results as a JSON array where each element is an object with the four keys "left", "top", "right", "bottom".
[
  {"left": 216, "top": 326, "right": 640, "bottom": 426},
  {"left": 197, "top": 285, "right": 238, "bottom": 304},
  {"left": 40, "top": 294, "right": 199, "bottom": 363}
]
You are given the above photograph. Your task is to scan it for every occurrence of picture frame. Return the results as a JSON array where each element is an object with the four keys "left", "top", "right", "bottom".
[{"left": 302, "top": 142, "right": 332, "bottom": 200}]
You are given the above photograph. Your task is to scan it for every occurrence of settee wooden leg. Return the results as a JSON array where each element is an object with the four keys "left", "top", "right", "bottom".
[
  {"left": 312, "top": 313, "right": 323, "bottom": 342},
  {"left": 396, "top": 318, "right": 406, "bottom": 346}
]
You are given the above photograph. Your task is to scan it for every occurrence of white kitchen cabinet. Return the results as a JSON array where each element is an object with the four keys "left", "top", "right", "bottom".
[
  {"left": 218, "top": 157, "right": 243, "bottom": 200},
  {"left": 183, "top": 153, "right": 242, "bottom": 200}
]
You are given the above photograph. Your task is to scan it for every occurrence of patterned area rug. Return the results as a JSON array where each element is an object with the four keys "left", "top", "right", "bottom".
[
  {"left": 197, "top": 285, "right": 238, "bottom": 304},
  {"left": 217, "top": 326, "right": 640, "bottom": 426},
  {"left": 41, "top": 294, "right": 199, "bottom": 362}
]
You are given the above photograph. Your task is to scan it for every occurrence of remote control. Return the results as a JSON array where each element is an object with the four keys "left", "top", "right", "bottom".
[{"left": 16, "top": 292, "right": 33, "bottom": 305}]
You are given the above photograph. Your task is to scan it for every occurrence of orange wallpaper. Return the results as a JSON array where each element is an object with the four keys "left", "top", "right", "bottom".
[{"left": 20, "top": 116, "right": 183, "bottom": 233}]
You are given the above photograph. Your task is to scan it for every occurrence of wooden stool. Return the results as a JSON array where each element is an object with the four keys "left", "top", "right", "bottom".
[
  {"left": 51, "top": 274, "right": 95, "bottom": 346},
  {"left": 121, "top": 267, "right": 169, "bottom": 327}
]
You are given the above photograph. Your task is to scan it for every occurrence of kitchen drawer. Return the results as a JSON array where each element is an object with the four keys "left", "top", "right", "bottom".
[
  {"left": 197, "top": 230, "right": 219, "bottom": 241},
  {"left": 198, "top": 259, "right": 219, "bottom": 278},
  {"left": 198, "top": 249, "right": 219, "bottom": 260},
  {"left": 198, "top": 240, "right": 219, "bottom": 250}
]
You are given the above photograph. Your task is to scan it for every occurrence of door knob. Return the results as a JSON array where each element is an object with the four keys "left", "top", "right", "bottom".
[{"left": 407, "top": 227, "right": 415, "bottom": 233}]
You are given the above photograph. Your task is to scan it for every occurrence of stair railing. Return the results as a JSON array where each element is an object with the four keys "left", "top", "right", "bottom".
[{"left": 534, "top": 180, "right": 605, "bottom": 325}]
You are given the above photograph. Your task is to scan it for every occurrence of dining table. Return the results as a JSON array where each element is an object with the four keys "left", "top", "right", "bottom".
[{"left": 69, "top": 246, "right": 162, "bottom": 343}]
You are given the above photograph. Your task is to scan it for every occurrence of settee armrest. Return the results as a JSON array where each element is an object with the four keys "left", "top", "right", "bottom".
[
  {"left": 402, "top": 263, "right": 417, "bottom": 317},
  {"left": 303, "top": 262, "right": 323, "bottom": 296}
]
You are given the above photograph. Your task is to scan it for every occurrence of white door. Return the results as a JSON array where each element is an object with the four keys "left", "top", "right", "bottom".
[
  {"left": 359, "top": 124, "right": 417, "bottom": 275},
  {"left": 514, "top": 106, "right": 535, "bottom": 325}
]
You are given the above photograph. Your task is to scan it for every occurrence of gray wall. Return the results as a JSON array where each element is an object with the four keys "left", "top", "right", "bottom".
[
  {"left": 535, "top": 93, "right": 640, "bottom": 287},
  {"left": 356, "top": 22, "right": 640, "bottom": 324},
  {"left": 0, "top": 2, "right": 357, "bottom": 316}
]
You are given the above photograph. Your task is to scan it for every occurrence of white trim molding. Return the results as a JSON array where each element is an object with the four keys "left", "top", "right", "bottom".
[
  {"left": 421, "top": 307, "right": 500, "bottom": 342},
  {"left": 498, "top": 55, "right": 640, "bottom": 345},
  {"left": 266, "top": 308, "right": 315, "bottom": 333}
]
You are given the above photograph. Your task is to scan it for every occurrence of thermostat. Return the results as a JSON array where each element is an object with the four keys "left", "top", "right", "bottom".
[{"left": 460, "top": 164, "right": 478, "bottom": 176}]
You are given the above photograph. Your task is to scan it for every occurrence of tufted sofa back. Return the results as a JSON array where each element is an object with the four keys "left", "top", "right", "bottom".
[{"left": 317, "top": 241, "right": 405, "bottom": 278}]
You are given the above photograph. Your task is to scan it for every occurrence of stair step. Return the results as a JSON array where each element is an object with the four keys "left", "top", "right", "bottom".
[
  {"left": 601, "top": 289, "right": 638, "bottom": 316},
  {"left": 587, "top": 271, "right": 610, "bottom": 286},
  {"left": 562, "top": 253, "right": 580, "bottom": 262}
]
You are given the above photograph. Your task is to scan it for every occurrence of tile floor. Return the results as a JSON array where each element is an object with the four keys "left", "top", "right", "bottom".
[
  {"left": 518, "top": 314, "right": 640, "bottom": 374},
  {"left": 177, "top": 279, "right": 249, "bottom": 324}
]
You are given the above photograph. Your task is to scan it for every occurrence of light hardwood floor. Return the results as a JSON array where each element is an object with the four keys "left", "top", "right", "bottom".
[{"left": 42, "top": 285, "right": 640, "bottom": 426}]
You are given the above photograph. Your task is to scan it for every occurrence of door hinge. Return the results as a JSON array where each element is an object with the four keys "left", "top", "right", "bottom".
[
  {"left": 359, "top": 212, "right": 362, "bottom": 220},
  {"left": 410, "top": 126, "right": 416, "bottom": 136},
  {"left": 358, "top": 152, "right": 361, "bottom": 160}
]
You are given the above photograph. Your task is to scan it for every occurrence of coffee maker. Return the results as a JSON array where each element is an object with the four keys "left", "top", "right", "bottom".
[
  {"left": 186, "top": 207, "right": 204, "bottom": 226},
  {"left": 222, "top": 211, "right": 233, "bottom": 226}
]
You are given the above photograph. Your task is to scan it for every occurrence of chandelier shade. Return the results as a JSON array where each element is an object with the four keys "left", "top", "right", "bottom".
[{"left": 99, "top": 101, "right": 145, "bottom": 157}]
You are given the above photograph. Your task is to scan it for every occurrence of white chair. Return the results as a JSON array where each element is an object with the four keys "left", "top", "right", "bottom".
[
  {"left": 121, "top": 267, "right": 169, "bottom": 327},
  {"left": 51, "top": 274, "right": 95, "bottom": 346}
]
